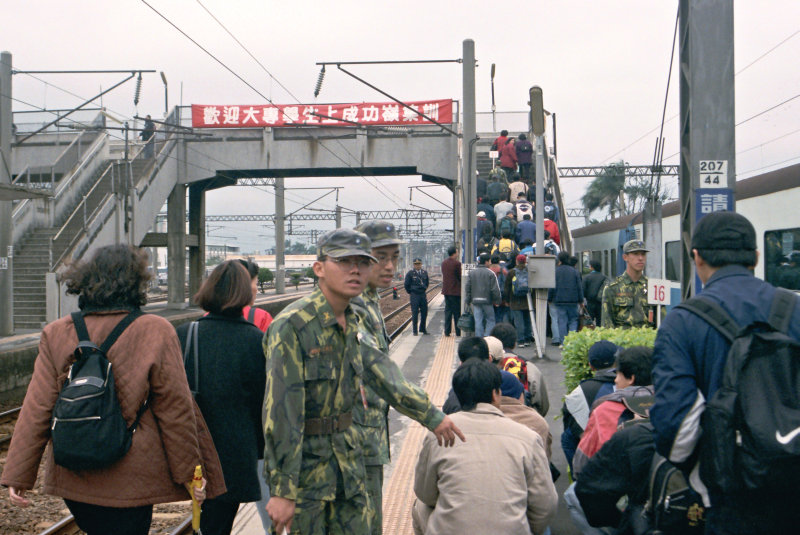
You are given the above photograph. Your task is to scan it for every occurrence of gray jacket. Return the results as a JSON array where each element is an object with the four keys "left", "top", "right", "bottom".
[{"left": 465, "top": 266, "right": 502, "bottom": 306}]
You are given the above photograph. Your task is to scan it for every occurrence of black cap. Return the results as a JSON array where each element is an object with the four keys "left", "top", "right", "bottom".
[
  {"left": 588, "top": 340, "right": 619, "bottom": 369},
  {"left": 413, "top": 258, "right": 422, "bottom": 263},
  {"left": 623, "top": 395, "right": 655, "bottom": 418},
  {"left": 691, "top": 211, "right": 756, "bottom": 251}
]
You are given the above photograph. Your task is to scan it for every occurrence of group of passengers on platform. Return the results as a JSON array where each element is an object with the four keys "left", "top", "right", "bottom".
[{"left": 5, "top": 188, "right": 799, "bottom": 535}]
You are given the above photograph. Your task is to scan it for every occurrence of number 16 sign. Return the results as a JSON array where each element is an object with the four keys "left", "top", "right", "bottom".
[{"left": 648, "top": 278, "right": 670, "bottom": 328}]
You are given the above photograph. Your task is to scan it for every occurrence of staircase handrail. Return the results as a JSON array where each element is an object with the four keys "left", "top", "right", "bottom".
[
  {"left": 53, "top": 131, "right": 108, "bottom": 197},
  {"left": 50, "top": 107, "right": 184, "bottom": 271},
  {"left": 546, "top": 150, "right": 573, "bottom": 255},
  {"left": 49, "top": 162, "right": 117, "bottom": 270}
]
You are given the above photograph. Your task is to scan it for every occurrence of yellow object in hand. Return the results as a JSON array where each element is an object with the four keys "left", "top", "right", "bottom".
[{"left": 191, "top": 465, "right": 203, "bottom": 531}]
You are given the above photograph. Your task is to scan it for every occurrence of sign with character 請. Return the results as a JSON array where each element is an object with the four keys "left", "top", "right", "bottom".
[{"left": 192, "top": 99, "right": 453, "bottom": 128}]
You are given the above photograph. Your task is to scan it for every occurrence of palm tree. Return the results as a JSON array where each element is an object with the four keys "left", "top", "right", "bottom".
[
  {"left": 581, "top": 161, "right": 671, "bottom": 218},
  {"left": 582, "top": 161, "right": 627, "bottom": 218}
]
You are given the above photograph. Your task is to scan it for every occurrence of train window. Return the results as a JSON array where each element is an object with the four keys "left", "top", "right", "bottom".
[
  {"left": 603, "top": 250, "right": 609, "bottom": 275},
  {"left": 765, "top": 228, "right": 800, "bottom": 290},
  {"left": 665, "top": 241, "right": 681, "bottom": 282},
  {"left": 610, "top": 249, "right": 617, "bottom": 276}
]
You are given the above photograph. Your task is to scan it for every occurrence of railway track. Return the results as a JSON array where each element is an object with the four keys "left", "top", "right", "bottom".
[{"left": 12, "top": 284, "right": 440, "bottom": 535}]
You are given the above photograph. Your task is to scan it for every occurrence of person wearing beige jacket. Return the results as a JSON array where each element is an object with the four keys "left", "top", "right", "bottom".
[{"left": 412, "top": 359, "right": 557, "bottom": 535}]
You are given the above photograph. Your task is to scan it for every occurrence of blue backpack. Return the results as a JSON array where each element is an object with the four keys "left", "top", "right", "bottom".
[{"left": 513, "top": 268, "right": 530, "bottom": 297}]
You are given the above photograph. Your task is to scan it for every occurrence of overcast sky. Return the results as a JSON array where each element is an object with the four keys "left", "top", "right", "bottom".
[{"left": 6, "top": 1, "right": 800, "bottom": 253}]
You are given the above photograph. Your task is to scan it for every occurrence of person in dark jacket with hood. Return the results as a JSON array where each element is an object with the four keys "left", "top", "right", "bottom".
[
  {"left": 177, "top": 260, "right": 266, "bottom": 535},
  {"left": 548, "top": 252, "right": 584, "bottom": 346},
  {"left": 516, "top": 133, "right": 534, "bottom": 180},
  {"left": 561, "top": 341, "right": 618, "bottom": 472}
]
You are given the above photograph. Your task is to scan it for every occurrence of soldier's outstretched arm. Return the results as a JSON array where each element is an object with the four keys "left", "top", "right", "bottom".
[{"left": 360, "top": 341, "right": 465, "bottom": 446}]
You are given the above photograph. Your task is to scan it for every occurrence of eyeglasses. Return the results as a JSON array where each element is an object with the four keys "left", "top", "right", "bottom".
[{"left": 326, "top": 256, "right": 374, "bottom": 270}]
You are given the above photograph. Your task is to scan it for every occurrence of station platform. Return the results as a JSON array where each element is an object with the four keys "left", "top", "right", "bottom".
[{"left": 232, "top": 295, "right": 579, "bottom": 535}]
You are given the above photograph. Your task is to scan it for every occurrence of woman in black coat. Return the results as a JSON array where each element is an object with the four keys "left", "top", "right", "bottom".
[{"left": 176, "top": 261, "right": 266, "bottom": 535}]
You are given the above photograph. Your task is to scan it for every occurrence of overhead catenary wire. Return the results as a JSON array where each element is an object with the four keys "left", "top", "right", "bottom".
[
  {"left": 601, "top": 25, "right": 800, "bottom": 165},
  {"left": 185, "top": 0, "right": 411, "bottom": 208}
]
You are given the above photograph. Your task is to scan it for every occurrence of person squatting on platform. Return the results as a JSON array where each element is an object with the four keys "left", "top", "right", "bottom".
[{"left": 412, "top": 358, "right": 557, "bottom": 535}]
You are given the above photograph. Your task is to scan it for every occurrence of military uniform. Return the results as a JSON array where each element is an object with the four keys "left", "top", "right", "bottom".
[
  {"left": 351, "top": 220, "right": 443, "bottom": 534},
  {"left": 404, "top": 260, "right": 430, "bottom": 334},
  {"left": 263, "top": 230, "right": 444, "bottom": 535},
  {"left": 600, "top": 272, "right": 655, "bottom": 329}
]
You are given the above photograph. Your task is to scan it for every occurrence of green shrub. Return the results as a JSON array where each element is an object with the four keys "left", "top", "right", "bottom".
[{"left": 561, "top": 327, "right": 658, "bottom": 392}]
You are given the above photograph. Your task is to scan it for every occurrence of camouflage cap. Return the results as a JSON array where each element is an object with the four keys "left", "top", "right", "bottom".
[
  {"left": 623, "top": 239, "right": 650, "bottom": 254},
  {"left": 317, "top": 229, "right": 377, "bottom": 261},
  {"left": 354, "top": 220, "right": 404, "bottom": 249}
]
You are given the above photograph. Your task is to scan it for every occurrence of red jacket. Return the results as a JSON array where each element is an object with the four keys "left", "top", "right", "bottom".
[
  {"left": 500, "top": 142, "right": 518, "bottom": 169},
  {"left": 243, "top": 305, "right": 273, "bottom": 332},
  {"left": 493, "top": 135, "right": 509, "bottom": 153},
  {"left": 441, "top": 256, "right": 462, "bottom": 296},
  {"left": 543, "top": 218, "right": 560, "bottom": 245}
]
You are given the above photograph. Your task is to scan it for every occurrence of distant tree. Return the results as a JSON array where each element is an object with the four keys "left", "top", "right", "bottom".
[
  {"left": 258, "top": 267, "right": 273, "bottom": 292},
  {"left": 290, "top": 272, "right": 302, "bottom": 290},
  {"left": 206, "top": 255, "right": 223, "bottom": 267},
  {"left": 582, "top": 161, "right": 627, "bottom": 218}
]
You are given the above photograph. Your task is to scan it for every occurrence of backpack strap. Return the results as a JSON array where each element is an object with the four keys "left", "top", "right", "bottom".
[
  {"left": 98, "top": 310, "right": 144, "bottom": 354},
  {"left": 767, "top": 288, "right": 798, "bottom": 334},
  {"left": 183, "top": 321, "right": 200, "bottom": 396},
  {"left": 675, "top": 297, "right": 739, "bottom": 344},
  {"left": 247, "top": 306, "right": 256, "bottom": 324}
]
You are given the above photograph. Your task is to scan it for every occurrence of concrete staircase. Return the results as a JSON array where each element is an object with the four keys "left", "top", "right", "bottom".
[
  {"left": 12, "top": 160, "right": 113, "bottom": 330},
  {"left": 13, "top": 228, "right": 57, "bottom": 330}
]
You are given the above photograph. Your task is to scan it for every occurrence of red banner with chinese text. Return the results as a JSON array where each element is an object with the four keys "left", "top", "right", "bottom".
[{"left": 191, "top": 99, "right": 453, "bottom": 128}]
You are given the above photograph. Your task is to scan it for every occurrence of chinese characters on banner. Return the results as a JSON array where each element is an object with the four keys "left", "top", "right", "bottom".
[{"left": 191, "top": 99, "right": 453, "bottom": 128}]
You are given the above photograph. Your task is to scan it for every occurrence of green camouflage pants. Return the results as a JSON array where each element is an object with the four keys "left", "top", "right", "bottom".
[
  {"left": 366, "top": 465, "right": 384, "bottom": 535},
  {"left": 277, "top": 493, "right": 371, "bottom": 535}
]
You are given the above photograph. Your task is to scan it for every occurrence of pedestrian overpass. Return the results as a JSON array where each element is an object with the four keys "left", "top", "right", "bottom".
[{"left": 10, "top": 106, "right": 459, "bottom": 328}]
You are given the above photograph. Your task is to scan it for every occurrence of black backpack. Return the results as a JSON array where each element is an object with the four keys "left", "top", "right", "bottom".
[
  {"left": 51, "top": 310, "right": 149, "bottom": 471},
  {"left": 639, "top": 453, "right": 705, "bottom": 534},
  {"left": 676, "top": 289, "right": 800, "bottom": 494}
]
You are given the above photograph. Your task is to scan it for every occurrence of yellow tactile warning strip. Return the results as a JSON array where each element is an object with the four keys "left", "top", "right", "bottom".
[{"left": 382, "top": 331, "right": 455, "bottom": 534}]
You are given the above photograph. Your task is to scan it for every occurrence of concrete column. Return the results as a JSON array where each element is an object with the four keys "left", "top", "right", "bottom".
[
  {"left": 275, "top": 176, "right": 285, "bottom": 294},
  {"left": 461, "top": 39, "right": 477, "bottom": 265},
  {"left": 0, "top": 52, "right": 13, "bottom": 335},
  {"left": 188, "top": 183, "right": 206, "bottom": 302},
  {"left": 679, "top": 0, "right": 735, "bottom": 298},
  {"left": 167, "top": 184, "right": 186, "bottom": 308},
  {"left": 335, "top": 205, "right": 342, "bottom": 229},
  {"left": 643, "top": 200, "right": 663, "bottom": 278}
]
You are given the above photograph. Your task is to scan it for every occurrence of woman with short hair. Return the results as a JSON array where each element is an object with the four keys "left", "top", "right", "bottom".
[
  {"left": 177, "top": 260, "right": 266, "bottom": 535},
  {"left": 2, "top": 244, "right": 223, "bottom": 535}
]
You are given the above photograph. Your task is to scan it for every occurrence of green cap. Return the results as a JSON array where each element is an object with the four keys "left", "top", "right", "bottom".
[
  {"left": 623, "top": 239, "right": 650, "bottom": 253},
  {"left": 354, "top": 220, "right": 404, "bottom": 249},
  {"left": 317, "top": 229, "right": 377, "bottom": 261}
]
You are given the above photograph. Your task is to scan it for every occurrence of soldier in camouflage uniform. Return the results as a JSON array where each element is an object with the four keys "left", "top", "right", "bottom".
[
  {"left": 263, "top": 228, "right": 463, "bottom": 535},
  {"left": 601, "top": 239, "right": 657, "bottom": 329},
  {"left": 351, "top": 220, "right": 448, "bottom": 534}
]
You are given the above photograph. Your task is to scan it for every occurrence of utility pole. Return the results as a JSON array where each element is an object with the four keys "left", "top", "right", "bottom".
[
  {"left": 461, "top": 39, "right": 477, "bottom": 264},
  {"left": 530, "top": 86, "right": 545, "bottom": 254},
  {"left": 679, "top": 0, "right": 736, "bottom": 298},
  {"left": 335, "top": 205, "right": 342, "bottom": 229},
  {"left": 275, "top": 176, "right": 286, "bottom": 294},
  {"left": 0, "top": 52, "right": 13, "bottom": 335}
]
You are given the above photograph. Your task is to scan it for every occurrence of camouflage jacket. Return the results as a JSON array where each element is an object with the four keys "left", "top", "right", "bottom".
[
  {"left": 263, "top": 288, "right": 443, "bottom": 502},
  {"left": 351, "top": 285, "right": 442, "bottom": 466},
  {"left": 600, "top": 272, "right": 654, "bottom": 329}
]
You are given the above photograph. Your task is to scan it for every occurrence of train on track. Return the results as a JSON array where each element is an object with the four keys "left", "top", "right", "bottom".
[{"left": 572, "top": 163, "right": 800, "bottom": 291}]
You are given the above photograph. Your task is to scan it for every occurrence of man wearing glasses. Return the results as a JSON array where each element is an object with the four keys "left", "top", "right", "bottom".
[{"left": 263, "top": 228, "right": 463, "bottom": 535}]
